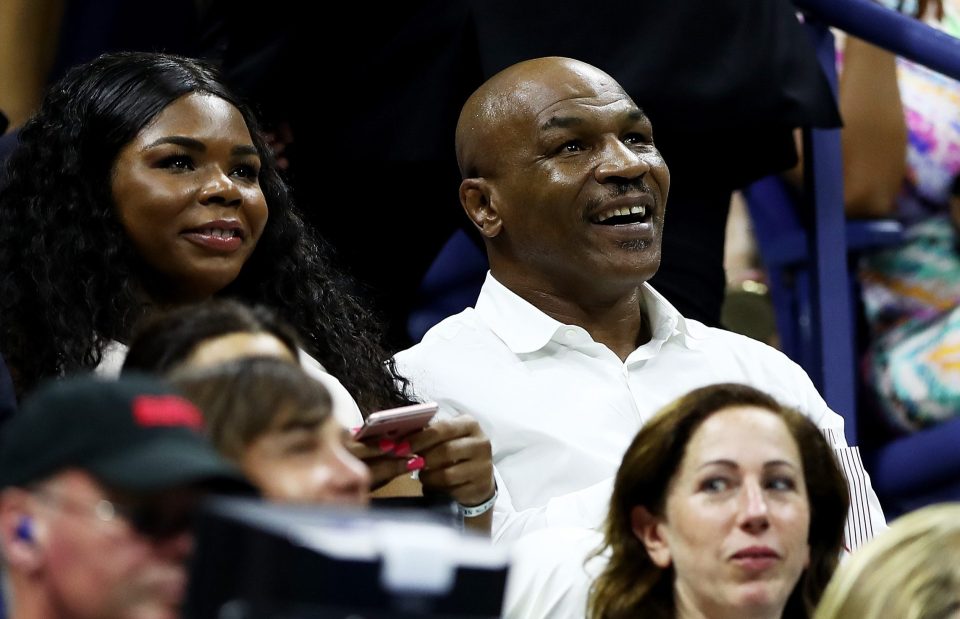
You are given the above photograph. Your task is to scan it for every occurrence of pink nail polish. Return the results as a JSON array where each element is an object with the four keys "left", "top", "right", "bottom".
[
  {"left": 406, "top": 456, "right": 425, "bottom": 472},
  {"left": 350, "top": 426, "right": 361, "bottom": 436},
  {"left": 379, "top": 438, "right": 395, "bottom": 453},
  {"left": 394, "top": 440, "right": 411, "bottom": 457}
]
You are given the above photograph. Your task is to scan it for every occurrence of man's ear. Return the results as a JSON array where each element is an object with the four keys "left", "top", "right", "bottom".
[
  {"left": 0, "top": 489, "right": 45, "bottom": 574},
  {"left": 460, "top": 178, "right": 502, "bottom": 238},
  {"left": 631, "top": 505, "right": 672, "bottom": 568}
]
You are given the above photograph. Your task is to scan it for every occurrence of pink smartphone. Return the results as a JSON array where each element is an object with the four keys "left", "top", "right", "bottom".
[{"left": 352, "top": 402, "right": 438, "bottom": 441}]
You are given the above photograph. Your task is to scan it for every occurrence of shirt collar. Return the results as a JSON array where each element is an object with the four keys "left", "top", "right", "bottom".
[
  {"left": 474, "top": 271, "right": 705, "bottom": 354},
  {"left": 638, "top": 282, "right": 706, "bottom": 348}
]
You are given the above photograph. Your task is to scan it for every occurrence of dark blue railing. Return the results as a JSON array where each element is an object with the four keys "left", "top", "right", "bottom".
[
  {"left": 797, "top": 0, "right": 960, "bottom": 80},
  {"left": 785, "top": 0, "right": 960, "bottom": 441}
]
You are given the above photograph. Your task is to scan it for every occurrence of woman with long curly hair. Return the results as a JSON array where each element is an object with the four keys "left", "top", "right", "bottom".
[
  {"left": 0, "top": 54, "right": 496, "bottom": 531},
  {"left": 0, "top": 51, "right": 405, "bottom": 416}
]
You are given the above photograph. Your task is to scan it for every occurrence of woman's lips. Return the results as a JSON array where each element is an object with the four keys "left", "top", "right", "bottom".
[
  {"left": 181, "top": 230, "right": 243, "bottom": 252},
  {"left": 730, "top": 546, "right": 780, "bottom": 572},
  {"left": 182, "top": 220, "right": 244, "bottom": 252}
]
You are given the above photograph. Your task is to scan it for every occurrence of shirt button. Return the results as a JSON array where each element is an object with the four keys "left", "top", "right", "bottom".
[{"left": 565, "top": 329, "right": 577, "bottom": 339}]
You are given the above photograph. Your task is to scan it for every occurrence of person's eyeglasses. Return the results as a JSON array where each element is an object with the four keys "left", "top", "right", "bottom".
[{"left": 29, "top": 486, "right": 196, "bottom": 540}]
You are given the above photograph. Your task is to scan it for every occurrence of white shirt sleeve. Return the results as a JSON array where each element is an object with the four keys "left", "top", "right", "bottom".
[
  {"left": 299, "top": 350, "right": 365, "bottom": 429},
  {"left": 492, "top": 471, "right": 613, "bottom": 545},
  {"left": 94, "top": 340, "right": 128, "bottom": 377}
]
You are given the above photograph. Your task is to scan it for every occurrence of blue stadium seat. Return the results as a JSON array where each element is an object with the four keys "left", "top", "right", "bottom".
[{"left": 407, "top": 229, "right": 487, "bottom": 344}]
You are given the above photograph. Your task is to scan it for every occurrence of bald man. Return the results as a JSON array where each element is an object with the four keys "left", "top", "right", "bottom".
[{"left": 395, "top": 57, "right": 884, "bottom": 548}]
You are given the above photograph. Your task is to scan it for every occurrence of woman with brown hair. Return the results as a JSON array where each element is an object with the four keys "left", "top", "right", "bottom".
[{"left": 589, "top": 383, "right": 849, "bottom": 619}]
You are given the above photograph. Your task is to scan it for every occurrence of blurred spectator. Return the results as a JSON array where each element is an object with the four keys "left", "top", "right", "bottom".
[
  {"left": 171, "top": 357, "right": 371, "bottom": 506},
  {"left": 0, "top": 374, "right": 250, "bottom": 619},
  {"left": 122, "top": 300, "right": 495, "bottom": 534},
  {"left": 814, "top": 502, "right": 960, "bottom": 619}
]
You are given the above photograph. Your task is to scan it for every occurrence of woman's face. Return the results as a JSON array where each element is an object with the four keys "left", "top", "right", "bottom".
[
  {"left": 240, "top": 412, "right": 371, "bottom": 506},
  {"left": 112, "top": 93, "right": 269, "bottom": 303},
  {"left": 636, "top": 406, "right": 811, "bottom": 618}
]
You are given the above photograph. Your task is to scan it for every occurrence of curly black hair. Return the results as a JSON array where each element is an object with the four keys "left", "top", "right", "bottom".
[{"left": 0, "top": 51, "right": 411, "bottom": 413}]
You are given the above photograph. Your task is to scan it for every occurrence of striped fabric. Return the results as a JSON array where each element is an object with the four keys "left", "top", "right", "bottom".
[{"left": 822, "top": 428, "right": 876, "bottom": 552}]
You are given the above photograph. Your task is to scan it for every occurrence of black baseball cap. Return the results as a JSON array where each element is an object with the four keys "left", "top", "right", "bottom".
[{"left": 0, "top": 373, "right": 251, "bottom": 493}]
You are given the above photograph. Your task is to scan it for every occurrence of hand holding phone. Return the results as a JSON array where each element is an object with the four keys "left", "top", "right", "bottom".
[{"left": 352, "top": 402, "right": 438, "bottom": 441}]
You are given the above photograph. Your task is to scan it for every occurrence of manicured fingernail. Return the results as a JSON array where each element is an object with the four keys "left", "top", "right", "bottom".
[
  {"left": 350, "top": 426, "right": 361, "bottom": 436},
  {"left": 406, "top": 456, "right": 425, "bottom": 472},
  {"left": 379, "top": 438, "right": 395, "bottom": 453},
  {"left": 394, "top": 440, "right": 411, "bottom": 457}
]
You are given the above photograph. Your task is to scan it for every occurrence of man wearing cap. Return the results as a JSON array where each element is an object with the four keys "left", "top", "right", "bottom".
[{"left": 0, "top": 374, "right": 250, "bottom": 619}]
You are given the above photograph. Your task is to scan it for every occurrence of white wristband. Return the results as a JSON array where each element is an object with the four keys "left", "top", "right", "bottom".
[{"left": 459, "top": 485, "right": 498, "bottom": 518}]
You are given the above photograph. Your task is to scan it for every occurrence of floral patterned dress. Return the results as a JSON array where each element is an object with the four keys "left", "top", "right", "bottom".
[{"left": 860, "top": 36, "right": 960, "bottom": 431}]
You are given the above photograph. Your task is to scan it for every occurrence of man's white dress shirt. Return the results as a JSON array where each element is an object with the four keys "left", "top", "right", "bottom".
[
  {"left": 503, "top": 527, "right": 602, "bottom": 619},
  {"left": 395, "top": 272, "right": 885, "bottom": 548}
]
